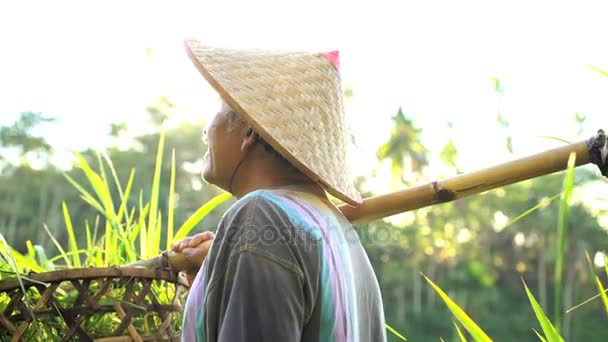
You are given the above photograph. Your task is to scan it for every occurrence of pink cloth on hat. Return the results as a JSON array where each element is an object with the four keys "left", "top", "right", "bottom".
[{"left": 321, "top": 51, "right": 340, "bottom": 72}]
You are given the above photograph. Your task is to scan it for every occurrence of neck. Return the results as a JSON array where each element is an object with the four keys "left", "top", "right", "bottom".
[{"left": 229, "top": 150, "right": 326, "bottom": 199}]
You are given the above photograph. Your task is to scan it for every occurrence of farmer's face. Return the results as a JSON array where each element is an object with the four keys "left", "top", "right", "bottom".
[{"left": 201, "top": 102, "right": 246, "bottom": 191}]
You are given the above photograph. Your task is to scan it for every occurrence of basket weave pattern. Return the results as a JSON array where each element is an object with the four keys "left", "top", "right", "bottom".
[{"left": 0, "top": 267, "right": 188, "bottom": 341}]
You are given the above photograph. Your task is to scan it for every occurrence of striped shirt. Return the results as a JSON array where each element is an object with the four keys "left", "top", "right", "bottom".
[{"left": 182, "top": 187, "right": 386, "bottom": 342}]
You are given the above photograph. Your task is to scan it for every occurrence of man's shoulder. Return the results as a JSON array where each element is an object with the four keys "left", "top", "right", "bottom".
[
  {"left": 218, "top": 188, "right": 331, "bottom": 243},
  {"left": 223, "top": 188, "right": 320, "bottom": 221},
  {"left": 222, "top": 189, "right": 283, "bottom": 222}
]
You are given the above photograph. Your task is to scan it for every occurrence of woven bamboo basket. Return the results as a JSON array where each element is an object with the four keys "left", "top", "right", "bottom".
[{"left": 0, "top": 267, "right": 188, "bottom": 341}]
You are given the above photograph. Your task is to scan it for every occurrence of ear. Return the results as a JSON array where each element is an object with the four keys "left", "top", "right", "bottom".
[{"left": 240, "top": 127, "right": 257, "bottom": 152}]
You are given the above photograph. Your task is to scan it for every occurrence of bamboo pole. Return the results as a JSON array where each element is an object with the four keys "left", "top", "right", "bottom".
[
  {"left": 132, "top": 130, "right": 607, "bottom": 272},
  {"left": 341, "top": 140, "right": 591, "bottom": 224}
]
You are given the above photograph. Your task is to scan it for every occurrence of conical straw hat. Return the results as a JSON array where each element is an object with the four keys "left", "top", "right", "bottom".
[{"left": 184, "top": 39, "right": 362, "bottom": 206}]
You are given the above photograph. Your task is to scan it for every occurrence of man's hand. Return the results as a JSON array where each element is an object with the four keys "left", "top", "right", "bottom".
[{"left": 170, "top": 231, "right": 215, "bottom": 285}]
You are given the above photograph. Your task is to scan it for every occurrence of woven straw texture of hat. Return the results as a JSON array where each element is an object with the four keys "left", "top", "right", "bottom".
[{"left": 184, "top": 39, "right": 362, "bottom": 206}]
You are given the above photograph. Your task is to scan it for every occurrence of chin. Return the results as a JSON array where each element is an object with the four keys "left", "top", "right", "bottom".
[
  {"left": 201, "top": 168, "right": 214, "bottom": 184},
  {"left": 201, "top": 168, "right": 224, "bottom": 190}
]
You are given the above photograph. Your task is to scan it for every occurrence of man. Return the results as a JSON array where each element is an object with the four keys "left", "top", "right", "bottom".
[{"left": 171, "top": 39, "right": 387, "bottom": 342}]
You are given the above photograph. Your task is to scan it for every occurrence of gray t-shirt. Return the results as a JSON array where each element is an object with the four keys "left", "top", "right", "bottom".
[{"left": 182, "top": 188, "right": 386, "bottom": 341}]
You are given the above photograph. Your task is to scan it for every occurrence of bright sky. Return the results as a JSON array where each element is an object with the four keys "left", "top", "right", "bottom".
[{"left": 1, "top": 0, "right": 608, "bottom": 190}]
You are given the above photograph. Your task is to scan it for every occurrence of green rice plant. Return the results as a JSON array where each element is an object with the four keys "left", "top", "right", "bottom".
[
  {"left": 566, "top": 251, "right": 608, "bottom": 316},
  {"left": 425, "top": 149, "right": 578, "bottom": 341},
  {"left": 588, "top": 65, "right": 608, "bottom": 77},
  {"left": 553, "top": 152, "right": 576, "bottom": 333},
  {"left": 55, "top": 132, "right": 231, "bottom": 268},
  {"left": 385, "top": 323, "right": 407, "bottom": 341},
  {"left": 423, "top": 274, "right": 492, "bottom": 342},
  {"left": 0, "top": 234, "right": 44, "bottom": 276},
  {"left": 0, "top": 234, "right": 29, "bottom": 294},
  {"left": 0, "top": 132, "right": 231, "bottom": 339},
  {"left": 523, "top": 279, "right": 565, "bottom": 342},
  {"left": 602, "top": 254, "right": 608, "bottom": 303},
  {"left": 585, "top": 251, "right": 608, "bottom": 317},
  {"left": 454, "top": 320, "right": 468, "bottom": 342},
  {"left": 502, "top": 193, "right": 562, "bottom": 228},
  {"left": 421, "top": 152, "right": 579, "bottom": 341},
  {"left": 422, "top": 271, "right": 570, "bottom": 342}
]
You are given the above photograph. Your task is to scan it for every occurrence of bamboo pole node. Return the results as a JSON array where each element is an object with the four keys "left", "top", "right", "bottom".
[{"left": 431, "top": 181, "right": 456, "bottom": 203}]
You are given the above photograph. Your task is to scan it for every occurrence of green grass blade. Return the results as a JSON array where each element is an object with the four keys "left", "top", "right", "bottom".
[
  {"left": 32, "top": 245, "right": 52, "bottom": 270},
  {"left": 147, "top": 133, "right": 165, "bottom": 251},
  {"left": 139, "top": 222, "right": 148, "bottom": 259},
  {"left": 102, "top": 150, "right": 124, "bottom": 200},
  {"left": 146, "top": 211, "right": 157, "bottom": 258},
  {"left": 536, "top": 136, "right": 571, "bottom": 144},
  {"left": 593, "top": 275, "right": 608, "bottom": 316},
  {"left": 138, "top": 193, "right": 149, "bottom": 258},
  {"left": 423, "top": 274, "right": 492, "bottom": 342},
  {"left": 0, "top": 237, "right": 44, "bottom": 273},
  {"left": 0, "top": 235, "right": 20, "bottom": 274},
  {"left": 42, "top": 224, "right": 72, "bottom": 268},
  {"left": 79, "top": 194, "right": 105, "bottom": 216},
  {"left": 26, "top": 240, "right": 36, "bottom": 261},
  {"left": 16, "top": 249, "right": 44, "bottom": 273},
  {"left": 74, "top": 152, "right": 116, "bottom": 222},
  {"left": 116, "top": 223, "right": 137, "bottom": 264},
  {"left": 167, "top": 149, "right": 176, "bottom": 250},
  {"left": 129, "top": 205, "right": 147, "bottom": 246},
  {"left": 85, "top": 220, "right": 93, "bottom": 266},
  {"left": 95, "top": 245, "right": 103, "bottom": 266},
  {"left": 534, "top": 329, "right": 548, "bottom": 342},
  {"left": 148, "top": 211, "right": 162, "bottom": 258},
  {"left": 62, "top": 202, "right": 81, "bottom": 268},
  {"left": 584, "top": 251, "right": 608, "bottom": 316},
  {"left": 454, "top": 320, "right": 468, "bottom": 342},
  {"left": 116, "top": 168, "right": 135, "bottom": 224},
  {"left": 587, "top": 64, "right": 608, "bottom": 77},
  {"left": 91, "top": 215, "right": 102, "bottom": 266},
  {"left": 126, "top": 206, "right": 136, "bottom": 231},
  {"left": 48, "top": 250, "right": 87, "bottom": 263},
  {"left": 385, "top": 323, "right": 407, "bottom": 341},
  {"left": 504, "top": 193, "right": 561, "bottom": 228},
  {"left": 566, "top": 289, "right": 608, "bottom": 314},
  {"left": 92, "top": 215, "right": 100, "bottom": 247},
  {"left": 384, "top": 323, "right": 407, "bottom": 341},
  {"left": 523, "top": 279, "right": 564, "bottom": 342},
  {"left": 86, "top": 220, "right": 92, "bottom": 250},
  {"left": 104, "top": 220, "right": 115, "bottom": 265},
  {"left": 96, "top": 152, "right": 113, "bottom": 206},
  {"left": 64, "top": 173, "right": 104, "bottom": 212},
  {"left": 0, "top": 233, "right": 41, "bottom": 333},
  {"left": 604, "top": 252, "right": 608, "bottom": 314},
  {"left": 174, "top": 192, "right": 232, "bottom": 241},
  {"left": 554, "top": 152, "right": 576, "bottom": 333}
]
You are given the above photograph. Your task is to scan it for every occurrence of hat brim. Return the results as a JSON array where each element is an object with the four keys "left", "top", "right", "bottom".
[{"left": 184, "top": 39, "right": 362, "bottom": 207}]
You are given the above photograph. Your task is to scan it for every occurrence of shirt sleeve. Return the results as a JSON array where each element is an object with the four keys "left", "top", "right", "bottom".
[{"left": 217, "top": 248, "right": 305, "bottom": 342}]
